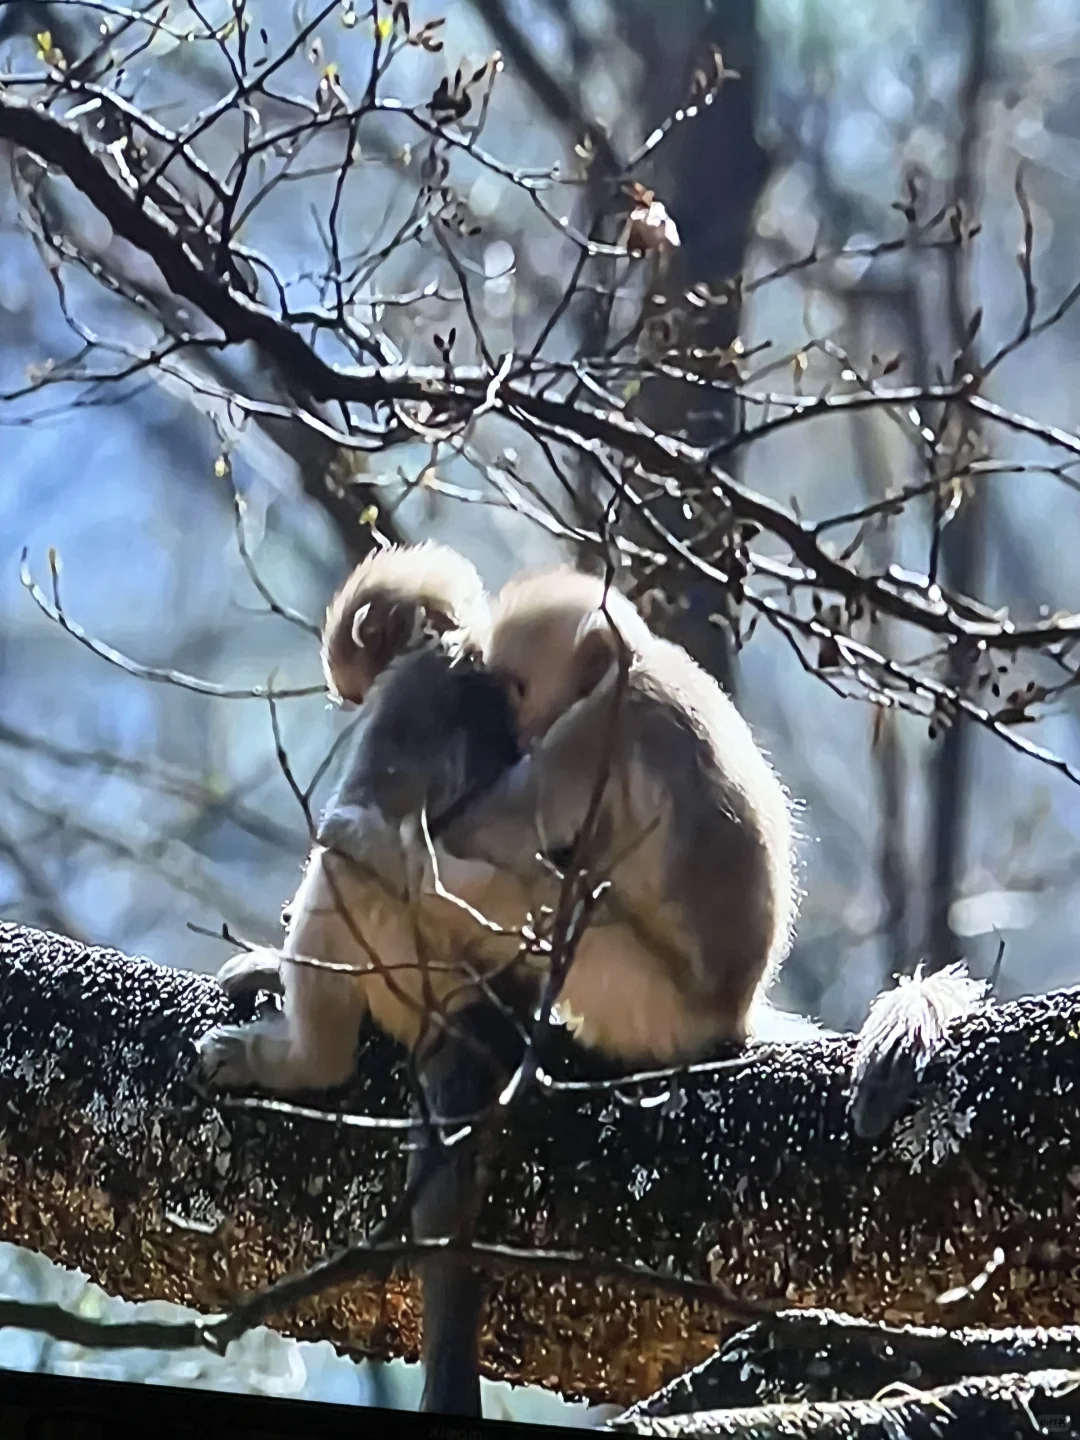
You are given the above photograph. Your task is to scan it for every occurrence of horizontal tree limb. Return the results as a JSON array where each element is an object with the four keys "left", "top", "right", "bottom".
[
  {"left": 609, "top": 1369, "right": 1080, "bottom": 1438},
  {"left": 620, "top": 1310, "right": 1080, "bottom": 1419},
  {"left": 2, "top": 921, "right": 1080, "bottom": 1407}
]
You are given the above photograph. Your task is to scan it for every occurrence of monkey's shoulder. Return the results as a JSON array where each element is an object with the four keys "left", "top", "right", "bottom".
[
  {"left": 624, "top": 651, "right": 728, "bottom": 761},
  {"left": 625, "top": 645, "right": 779, "bottom": 823}
]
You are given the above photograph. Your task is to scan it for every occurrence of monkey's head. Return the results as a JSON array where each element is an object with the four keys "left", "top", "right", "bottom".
[
  {"left": 321, "top": 542, "right": 490, "bottom": 705},
  {"left": 487, "top": 568, "right": 651, "bottom": 745}
]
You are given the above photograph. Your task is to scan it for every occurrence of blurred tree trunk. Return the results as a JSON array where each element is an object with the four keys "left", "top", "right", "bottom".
[
  {"left": 471, "top": 0, "right": 769, "bottom": 693},
  {"left": 925, "top": 0, "right": 992, "bottom": 973},
  {"left": 622, "top": 0, "right": 770, "bottom": 694}
]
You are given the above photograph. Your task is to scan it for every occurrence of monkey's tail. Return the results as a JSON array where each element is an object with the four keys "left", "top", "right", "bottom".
[
  {"left": 848, "top": 961, "right": 988, "bottom": 1140},
  {"left": 410, "top": 978, "right": 534, "bottom": 1418},
  {"left": 410, "top": 1054, "right": 488, "bottom": 1419}
]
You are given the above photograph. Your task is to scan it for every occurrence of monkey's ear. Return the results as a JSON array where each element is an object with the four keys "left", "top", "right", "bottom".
[{"left": 572, "top": 609, "right": 621, "bottom": 698}]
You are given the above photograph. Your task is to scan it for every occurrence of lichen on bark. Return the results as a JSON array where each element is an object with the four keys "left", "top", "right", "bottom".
[{"left": 1, "top": 920, "right": 1079, "bottom": 1406}]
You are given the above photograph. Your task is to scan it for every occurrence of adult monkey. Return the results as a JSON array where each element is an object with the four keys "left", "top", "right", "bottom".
[{"left": 438, "top": 567, "right": 801, "bottom": 1064}]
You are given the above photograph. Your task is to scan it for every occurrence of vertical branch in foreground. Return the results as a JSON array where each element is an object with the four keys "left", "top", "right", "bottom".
[{"left": 925, "top": 0, "right": 993, "bottom": 973}]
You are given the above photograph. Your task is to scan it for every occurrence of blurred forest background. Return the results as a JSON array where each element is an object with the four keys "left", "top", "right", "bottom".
[
  {"left": 3, "top": 0, "right": 1080, "bottom": 1030},
  {"left": 0, "top": 0, "right": 1079, "bottom": 1412}
]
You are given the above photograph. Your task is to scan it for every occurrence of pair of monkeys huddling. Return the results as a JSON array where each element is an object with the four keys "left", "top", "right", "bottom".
[
  {"left": 199, "top": 542, "right": 800, "bottom": 1088},
  {"left": 195, "top": 542, "right": 975, "bottom": 1415}
]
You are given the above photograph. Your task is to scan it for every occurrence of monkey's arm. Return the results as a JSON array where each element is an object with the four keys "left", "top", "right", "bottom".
[
  {"left": 440, "top": 687, "right": 617, "bottom": 874},
  {"left": 316, "top": 804, "right": 410, "bottom": 898},
  {"left": 438, "top": 755, "right": 545, "bottom": 872}
]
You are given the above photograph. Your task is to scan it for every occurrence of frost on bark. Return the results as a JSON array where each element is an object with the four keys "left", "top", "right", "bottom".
[{"left": 1, "top": 919, "right": 1079, "bottom": 1406}]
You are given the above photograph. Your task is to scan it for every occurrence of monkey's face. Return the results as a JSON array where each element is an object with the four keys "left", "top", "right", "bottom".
[
  {"left": 323, "top": 644, "right": 377, "bottom": 709},
  {"left": 488, "top": 571, "right": 651, "bottom": 747},
  {"left": 488, "top": 611, "right": 593, "bottom": 747}
]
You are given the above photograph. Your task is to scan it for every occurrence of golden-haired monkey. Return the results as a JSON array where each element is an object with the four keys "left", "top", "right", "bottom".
[
  {"left": 438, "top": 567, "right": 800, "bottom": 1064},
  {"left": 196, "top": 542, "right": 538, "bottom": 1418},
  {"left": 197, "top": 540, "right": 531, "bottom": 1080},
  {"left": 320, "top": 539, "right": 490, "bottom": 707}
]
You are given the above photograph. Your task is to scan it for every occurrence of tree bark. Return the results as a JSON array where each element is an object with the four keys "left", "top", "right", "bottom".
[
  {"left": 621, "top": 1310, "right": 1080, "bottom": 1420},
  {"left": 2, "top": 919, "right": 1079, "bottom": 1407},
  {"left": 611, "top": 1369, "right": 1080, "bottom": 1438}
]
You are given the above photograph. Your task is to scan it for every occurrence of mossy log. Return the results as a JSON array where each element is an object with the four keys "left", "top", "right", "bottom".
[
  {"left": 618, "top": 1310, "right": 1080, "bottom": 1420},
  {"left": 1, "top": 920, "right": 1079, "bottom": 1407},
  {"left": 609, "top": 1369, "right": 1080, "bottom": 1438}
]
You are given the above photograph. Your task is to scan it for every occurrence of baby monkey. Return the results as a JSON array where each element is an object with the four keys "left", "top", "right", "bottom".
[
  {"left": 197, "top": 541, "right": 538, "bottom": 1418},
  {"left": 439, "top": 567, "right": 800, "bottom": 1064},
  {"left": 198, "top": 540, "right": 529, "bottom": 1085}
]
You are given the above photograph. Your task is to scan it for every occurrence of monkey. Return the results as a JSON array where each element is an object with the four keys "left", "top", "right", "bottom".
[
  {"left": 197, "top": 540, "right": 535, "bottom": 1085},
  {"left": 848, "top": 961, "right": 988, "bottom": 1139},
  {"left": 436, "top": 565, "right": 982, "bottom": 1133},
  {"left": 196, "top": 541, "right": 543, "bottom": 1418},
  {"left": 436, "top": 566, "right": 801, "bottom": 1066},
  {"left": 406, "top": 568, "right": 801, "bottom": 1414}
]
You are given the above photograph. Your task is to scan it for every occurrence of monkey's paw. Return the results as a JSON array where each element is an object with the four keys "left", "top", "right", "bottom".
[{"left": 196, "top": 1025, "right": 259, "bottom": 1089}]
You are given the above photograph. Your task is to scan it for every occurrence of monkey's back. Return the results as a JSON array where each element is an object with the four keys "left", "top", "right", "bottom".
[
  {"left": 326, "top": 643, "right": 520, "bottom": 829},
  {"left": 622, "top": 638, "right": 798, "bottom": 1029}
]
